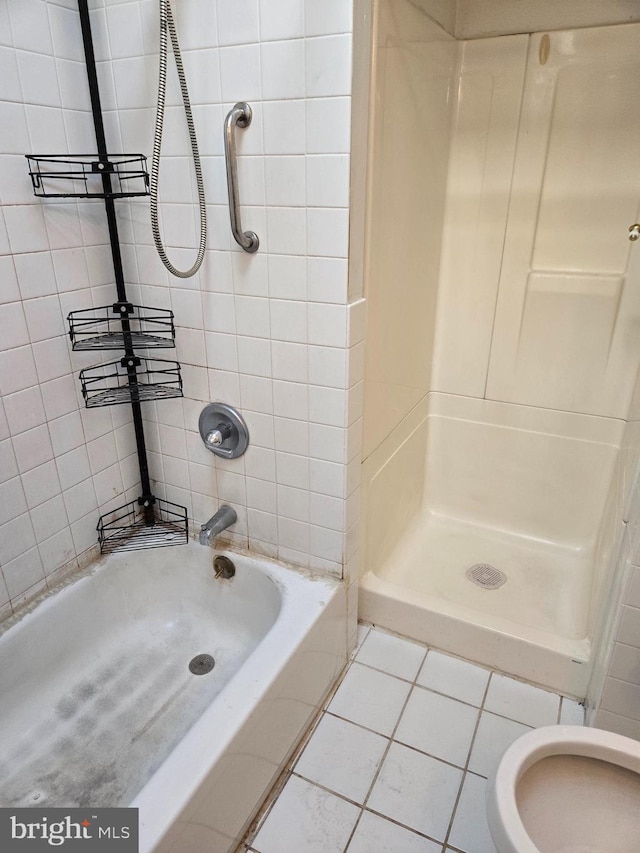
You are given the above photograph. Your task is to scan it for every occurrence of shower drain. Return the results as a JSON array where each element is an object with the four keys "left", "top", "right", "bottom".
[
  {"left": 189, "top": 654, "right": 215, "bottom": 675},
  {"left": 466, "top": 563, "right": 507, "bottom": 590}
]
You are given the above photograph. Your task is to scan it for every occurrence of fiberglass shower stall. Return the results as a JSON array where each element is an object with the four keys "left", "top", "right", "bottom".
[{"left": 359, "top": 0, "right": 640, "bottom": 696}]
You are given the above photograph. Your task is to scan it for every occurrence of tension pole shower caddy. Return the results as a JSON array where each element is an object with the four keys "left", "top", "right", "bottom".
[{"left": 25, "top": 0, "right": 188, "bottom": 553}]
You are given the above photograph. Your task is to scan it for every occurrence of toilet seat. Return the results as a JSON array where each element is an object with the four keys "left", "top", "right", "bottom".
[{"left": 486, "top": 724, "right": 640, "bottom": 853}]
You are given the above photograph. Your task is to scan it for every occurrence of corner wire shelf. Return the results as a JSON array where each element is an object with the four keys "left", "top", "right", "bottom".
[
  {"left": 68, "top": 303, "right": 176, "bottom": 351},
  {"left": 97, "top": 497, "right": 189, "bottom": 554},
  {"left": 25, "top": 153, "right": 149, "bottom": 199},
  {"left": 79, "top": 356, "right": 183, "bottom": 408},
  {"left": 25, "top": 4, "right": 189, "bottom": 554}
]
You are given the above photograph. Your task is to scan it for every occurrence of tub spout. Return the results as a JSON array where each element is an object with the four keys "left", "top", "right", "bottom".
[{"left": 199, "top": 505, "right": 237, "bottom": 547}]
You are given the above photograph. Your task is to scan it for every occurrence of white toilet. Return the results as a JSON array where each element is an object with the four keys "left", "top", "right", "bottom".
[{"left": 486, "top": 724, "right": 640, "bottom": 852}]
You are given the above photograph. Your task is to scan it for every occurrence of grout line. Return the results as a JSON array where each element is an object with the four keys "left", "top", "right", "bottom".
[
  {"left": 441, "top": 665, "right": 494, "bottom": 849},
  {"left": 356, "top": 651, "right": 426, "bottom": 810}
]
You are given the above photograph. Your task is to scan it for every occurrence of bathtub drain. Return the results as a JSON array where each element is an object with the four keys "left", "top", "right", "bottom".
[
  {"left": 189, "top": 654, "right": 215, "bottom": 675},
  {"left": 466, "top": 563, "right": 506, "bottom": 590}
]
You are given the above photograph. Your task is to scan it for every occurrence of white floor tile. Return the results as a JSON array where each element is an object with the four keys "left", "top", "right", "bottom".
[
  {"left": 395, "top": 686, "right": 479, "bottom": 768},
  {"left": 418, "top": 650, "right": 490, "bottom": 707},
  {"left": 355, "top": 628, "right": 427, "bottom": 681},
  {"left": 448, "top": 772, "right": 498, "bottom": 853},
  {"left": 346, "top": 810, "right": 441, "bottom": 853},
  {"left": 559, "top": 697, "right": 585, "bottom": 725},
  {"left": 367, "top": 742, "right": 463, "bottom": 842},
  {"left": 252, "top": 775, "right": 360, "bottom": 853},
  {"left": 484, "top": 673, "right": 560, "bottom": 728},
  {"left": 468, "top": 711, "right": 531, "bottom": 779},
  {"left": 294, "top": 714, "right": 388, "bottom": 803},
  {"left": 328, "top": 662, "right": 412, "bottom": 736}
]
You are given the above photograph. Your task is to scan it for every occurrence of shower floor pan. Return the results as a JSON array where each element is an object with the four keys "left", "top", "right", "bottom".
[{"left": 360, "top": 513, "right": 592, "bottom": 696}]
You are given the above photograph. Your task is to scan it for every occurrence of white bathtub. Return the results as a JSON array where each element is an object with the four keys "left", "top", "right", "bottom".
[{"left": 0, "top": 542, "right": 347, "bottom": 853}]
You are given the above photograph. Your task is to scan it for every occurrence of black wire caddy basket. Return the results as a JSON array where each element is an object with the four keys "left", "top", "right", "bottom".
[
  {"left": 79, "top": 356, "right": 183, "bottom": 408},
  {"left": 97, "top": 497, "right": 189, "bottom": 554},
  {"left": 68, "top": 302, "right": 176, "bottom": 351},
  {"left": 25, "top": 153, "right": 149, "bottom": 199}
]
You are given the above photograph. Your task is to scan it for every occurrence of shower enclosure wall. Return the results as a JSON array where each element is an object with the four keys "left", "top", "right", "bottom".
[{"left": 359, "top": 0, "right": 640, "bottom": 695}]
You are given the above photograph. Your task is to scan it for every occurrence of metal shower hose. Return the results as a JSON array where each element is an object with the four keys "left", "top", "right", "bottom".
[{"left": 150, "top": 0, "right": 206, "bottom": 278}]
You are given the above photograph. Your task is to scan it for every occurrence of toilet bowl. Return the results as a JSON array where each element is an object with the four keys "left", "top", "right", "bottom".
[{"left": 486, "top": 724, "right": 640, "bottom": 853}]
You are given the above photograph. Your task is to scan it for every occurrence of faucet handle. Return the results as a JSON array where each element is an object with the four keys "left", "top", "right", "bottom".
[{"left": 205, "top": 422, "right": 232, "bottom": 448}]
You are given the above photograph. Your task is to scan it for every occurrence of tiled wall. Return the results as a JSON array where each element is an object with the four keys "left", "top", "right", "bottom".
[
  {"left": 88, "top": 0, "right": 364, "bottom": 580},
  {"left": 1, "top": 0, "right": 365, "bottom": 625},
  {"left": 0, "top": 0, "right": 141, "bottom": 620}
]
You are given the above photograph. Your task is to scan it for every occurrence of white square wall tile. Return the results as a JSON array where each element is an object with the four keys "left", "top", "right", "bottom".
[
  {"left": 484, "top": 673, "right": 560, "bottom": 728},
  {"left": 616, "top": 605, "right": 640, "bottom": 648},
  {"left": 448, "top": 773, "right": 498, "bottom": 853},
  {"left": 418, "top": 650, "right": 490, "bottom": 707},
  {"left": 267, "top": 207, "right": 307, "bottom": 256},
  {"left": 367, "top": 742, "right": 462, "bottom": 843},
  {"left": 468, "top": 712, "right": 531, "bottom": 779},
  {"left": 238, "top": 336, "right": 272, "bottom": 378},
  {"left": 0, "top": 478, "right": 27, "bottom": 526},
  {"left": 328, "top": 662, "right": 411, "bottom": 736},
  {"left": 216, "top": 0, "right": 259, "bottom": 46},
  {"left": 268, "top": 253, "right": 307, "bottom": 300},
  {"left": 259, "top": 0, "right": 304, "bottom": 42},
  {"left": 0, "top": 346, "right": 38, "bottom": 397},
  {"left": 4, "top": 387, "right": 47, "bottom": 436},
  {"left": 272, "top": 341, "right": 308, "bottom": 383},
  {"left": 356, "top": 628, "right": 426, "bottom": 681},
  {"left": 307, "top": 155, "right": 350, "bottom": 208},
  {"left": 305, "top": 0, "right": 353, "bottom": 37},
  {"left": 294, "top": 714, "right": 388, "bottom": 803},
  {"left": 219, "top": 44, "right": 262, "bottom": 105},
  {"left": 309, "top": 386, "right": 347, "bottom": 427},
  {"left": 0, "top": 302, "right": 29, "bottom": 352},
  {"left": 346, "top": 811, "right": 440, "bottom": 853},
  {"left": 309, "top": 491, "right": 343, "bottom": 530},
  {"left": 275, "top": 452, "right": 309, "bottom": 491},
  {"left": 309, "top": 423, "right": 346, "bottom": 463},
  {"left": 306, "top": 34, "right": 352, "bottom": 98},
  {"left": 252, "top": 775, "right": 359, "bottom": 853},
  {"left": 395, "top": 687, "right": 479, "bottom": 768},
  {"left": 277, "top": 484, "right": 309, "bottom": 522},
  {"left": 263, "top": 100, "right": 306, "bottom": 154},
  {"left": 306, "top": 97, "right": 351, "bottom": 155},
  {"left": 309, "top": 524, "right": 342, "bottom": 562},
  {"left": 261, "top": 39, "right": 305, "bottom": 101},
  {"left": 270, "top": 300, "right": 307, "bottom": 343},
  {"left": 273, "top": 381, "right": 308, "bottom": 421},
  {"left": 601, "top": 677, "right": 640, "bottom": 721},
  {"left": 235, "top": 296, "right": 270, "bottom": 338},
  {"left": 1, "top": 544, "right": 44, "bottom": 599},
  {"left": 308, "top": 346, "right": 348, "bottom": 388},
  {"left": 307, "top": 208, "right": 349, "bottom": 258},
  {"left": 264, "top": 156, "right": 306, "bottom": 208},
  {"left": 308, "top": 303, "right": 348, "bottom": 347}
]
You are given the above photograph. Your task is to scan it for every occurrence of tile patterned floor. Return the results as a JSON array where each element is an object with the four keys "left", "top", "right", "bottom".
[{"left": 240, "top": 625, "right": 585, "bottom": 853}]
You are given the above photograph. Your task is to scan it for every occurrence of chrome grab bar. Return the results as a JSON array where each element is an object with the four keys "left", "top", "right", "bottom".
[{"left": 223, "top": 102, "right": 259, "bottom": 253}]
